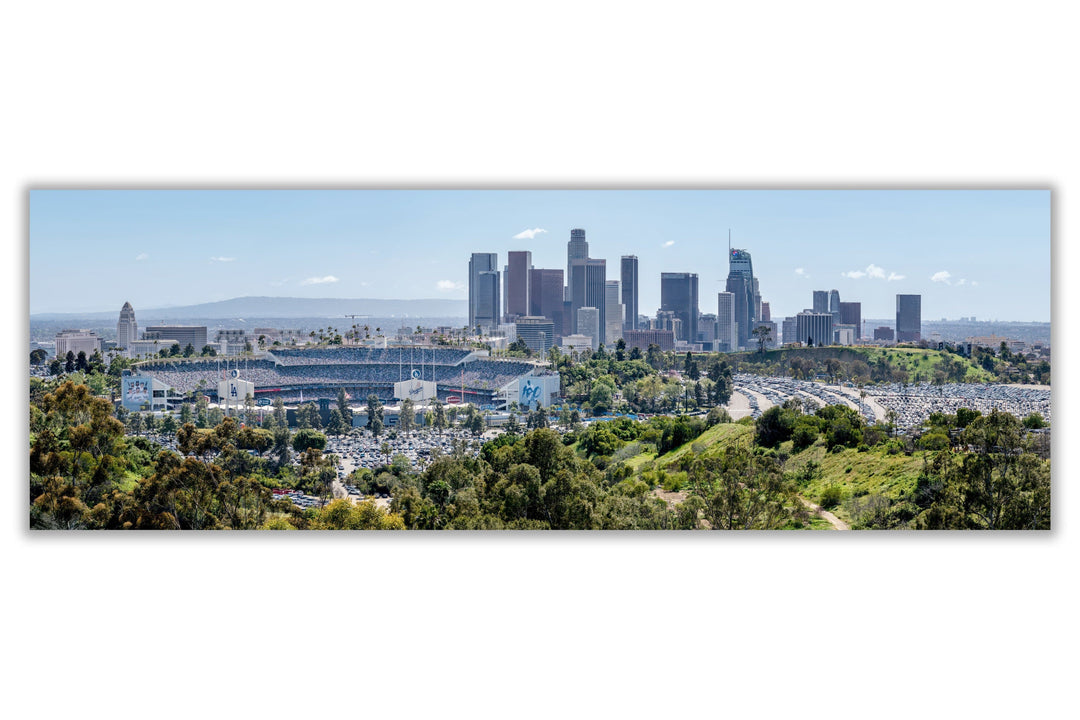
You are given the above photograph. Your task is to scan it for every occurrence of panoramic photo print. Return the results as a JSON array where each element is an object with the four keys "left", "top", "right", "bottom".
[{"left": 28, "top": 189, "right": 1051, "bottom": 530}]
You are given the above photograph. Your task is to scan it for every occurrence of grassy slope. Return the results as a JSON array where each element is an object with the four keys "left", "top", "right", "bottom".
[
  {"left": 617, "top": 420, "right": 924, "bottom": 527},
  {"left": 781, "top": 441, "right": 924, "bottom": 525},
  {"left": 655, "top": 423, "right": 753, "bottom": 468}
]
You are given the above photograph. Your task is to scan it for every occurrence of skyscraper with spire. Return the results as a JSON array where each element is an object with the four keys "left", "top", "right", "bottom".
[{"left": 725, "top": 233, "right": 758, "bottom": 349}]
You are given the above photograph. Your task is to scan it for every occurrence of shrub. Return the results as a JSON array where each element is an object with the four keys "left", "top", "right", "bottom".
[
  {"left": 819, "top": 485, "right": 844, "bottom": 509},
  {"left": 706, "top": 406, "right": 733, "bottom": 425},
  {"left": 1022, "top": 412, "right": 1047, "bottom": 429},
  {"left": 662, "top": 473, "right": 684, "bottom": 492},
  {"left": 791, "top": 419, "right": 819, "bottom": 452},
  {"left": 755, "top": 405, "right": 797, "bottom": 448},
  {"left": 917, "top": 431, "right": 950, "bottom": 451}
]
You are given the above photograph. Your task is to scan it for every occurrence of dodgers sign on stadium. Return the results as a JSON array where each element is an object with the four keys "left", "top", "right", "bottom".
[{"left": 393, "top": 378, "right": 436, "bottom": 402}]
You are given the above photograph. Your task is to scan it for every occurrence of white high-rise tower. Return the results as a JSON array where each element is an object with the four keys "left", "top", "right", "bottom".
[{"left": 117, "top": 301, "right": 138, "bottom": 356}]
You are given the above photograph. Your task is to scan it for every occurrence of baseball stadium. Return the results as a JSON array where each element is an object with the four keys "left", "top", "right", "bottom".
[{"left": 130, "top": 347, "right": 559, "bottom": 409}]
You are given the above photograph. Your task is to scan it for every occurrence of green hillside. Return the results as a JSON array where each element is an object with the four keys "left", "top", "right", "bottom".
[{"left": 610, "top": 418, "right": 922, "bottom": 529}]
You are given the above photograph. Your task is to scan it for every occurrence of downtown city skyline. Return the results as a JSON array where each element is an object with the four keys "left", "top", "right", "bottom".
[{"left": 29, "top": 189, "right": 1050, "bottom": 322}]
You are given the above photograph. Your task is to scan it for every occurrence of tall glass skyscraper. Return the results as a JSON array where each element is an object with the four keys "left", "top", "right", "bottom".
[
  {"left": 661, "top": 272, "right": 699, "bottom": 343},
  {"left": 839, "top": 301, "right": 862, "bottom": 339},
  {"left": 468, "top": 252, "right": 500, "bottom": 331},
  {"left": 896, "top": 294, "right": 922, "bottom": 342},
  {"left": 506, "top": 250, "right": 532, "bottom": 318},
  {"left": 566, "top": 228, "right": 588, "bottom": 302},
  {"left": 620, "top": 255, "right": 639, "bottom": 330},
  {"left": 726, "top": 248, "right": 758, "bottom": 349},
  {"left": 717, "top": 292, "right": 736, "bottom": 352},
  {"left": 529, "top": 268, "right": 564, "bottom": 339},
  {"left": 604, "top": 280, "right": 624, "bottom": 346},
  {"left": 570, "top": 258, "right": 606, "bottom": 336}
]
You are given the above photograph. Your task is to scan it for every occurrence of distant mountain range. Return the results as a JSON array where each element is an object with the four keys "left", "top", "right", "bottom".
[{"left": 31, "top": 296, "right": 469, "bottom": 321}]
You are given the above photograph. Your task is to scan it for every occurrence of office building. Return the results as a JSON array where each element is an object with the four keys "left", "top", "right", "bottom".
[
  {"left": 570, "top": 258, "right": 606, "bottom": 336},
  {"left": 129, "top": 338, "right": 179, "bottom": 358},
  {"left": 529, "top": 268, "right": 565, "bottom": 340},
  {"left": 216, "top": 329, "right": 250, "bottom": 355},
  {"left": 874, "top": 326, "right": 895, "bottom": 341},
  {"left": 623, "top": 329, "right": 676, "bottom": 352},
  {"left": 654, "top": 310, "right": 681, "bottom": 341},
  {"left": 834, "top": 325, "right": 856, "bottom": 346},
  {"left": 760, "top": 301, "right": 771, "bottom": 322},
  {"left": 756, "top": 320, "right": 778, "bottom": 349},
  {"left": 896, "top": 294, "right": 922, "bottom": 342},
  {"left": 698, "top": 313, "right": 718, "bottom": 346},
  {"left": 813, "top": 290, "right": 829, "bottom": 314},
  {"left": 782, "top": 316, "right": 798, "bottom": 346},
  {"left": 839, "top": 302, "right": 862, "bottom": 339},
  {"left": 502, "top": 264, "right": 509, "bottom": 318},
  {"left": 55, "top": 330, "right": 102, "bottom": 358},
  {"left": 604, "top": 280, "right": 624, "bottom": 347},
  {"left": 562, "top": 299, "right": 574, "bottom": 337},
  {"left": 566, "top": 228, "right": 589, "bottom": 301},
  {"left": 516, "top": 316, "right": 555, "bottom": 355},
  {"left": 660, "top": 272, "right": 699, "bottom": 343},
  {"left": 560, "top": 334, "right": 593, "bottom": 354},
  {"left": 620, "top": 255, "right": 639, "bottom": 330},
  {"left": 116, "top": 301, "right": 138, "bottom": 356},
  {"left": 726, "top": 248, "right": 758, "bottom": 350},
  {"left": 828, "top": 289, "right": 841, "bottom": 324},
  {"left": 468, "top": 252, "right": 500, "bottom": 332},
  {"left": 795, "top": 312, "right": 833, "bottom": 347},
  {"left": 506, "top": 250, "right": 532, "bottom": 319},
  {"left": 144, "top": 326, "right": 208, "bottom": 352},
  {"left": 717, "top": 292, "right": 737, "bottom": 352},
  {"left": 576, "top": 307, "right": 601, "bottom": 350}
]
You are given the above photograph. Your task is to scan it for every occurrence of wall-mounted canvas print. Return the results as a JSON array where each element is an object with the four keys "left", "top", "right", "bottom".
[{"left": 28, "top": 189, "right": 1051, "bottom": 530}]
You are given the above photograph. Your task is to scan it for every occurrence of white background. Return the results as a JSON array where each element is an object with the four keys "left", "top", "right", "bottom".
[{"left": 4, "top": 2, "right": 1075, "bottom": 718}]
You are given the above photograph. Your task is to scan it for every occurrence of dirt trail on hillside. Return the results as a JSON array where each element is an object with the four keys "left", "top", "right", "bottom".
[{"left": 800, "top": 498, "right": 850, "bottom": 530}]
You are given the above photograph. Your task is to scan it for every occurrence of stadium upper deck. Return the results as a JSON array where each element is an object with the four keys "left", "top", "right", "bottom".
[{"left": 135, "top": 347, "right": 539, "bottom": 404}]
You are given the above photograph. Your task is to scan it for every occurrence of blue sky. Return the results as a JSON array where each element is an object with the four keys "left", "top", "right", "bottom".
[{"left": 29, "top": 189, "right": 1050, "bottom": 321}]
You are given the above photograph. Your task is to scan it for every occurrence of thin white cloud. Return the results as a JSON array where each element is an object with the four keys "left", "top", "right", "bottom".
[
  {"left": 663, "top": 240, "right": 675, "bottom": 248},
  {"left": 956, "top": 278, "right": 967, "bottom": 286},
  {"left": 971, "top": 280, "right": 979, "bottom": 286},
  {"left": 269, "top": 278, "right": 289, "bottom": 287},
  {"left": 210, "top": 256, "right": 236, "bottom": 263},
  {"left": 135, "top": 253, "right": 149, "bottom": 261},
  {"left": 436, "top": 280, "right": 464, "bottom": 292},
  {"left": 301, "top": 275, "right": 339, "bottom": 285},
  {"left": 794, "top": 268, "right": 810, "bottom": 278},
  {"left": 844, "top": 263, "right": 902, "bottom": 281},
  {"left": 513, "top": 228, "right": 548, "bottom": 240},
  {"left": 931, "top": 270, "right": 952, "bottom": 284}
]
